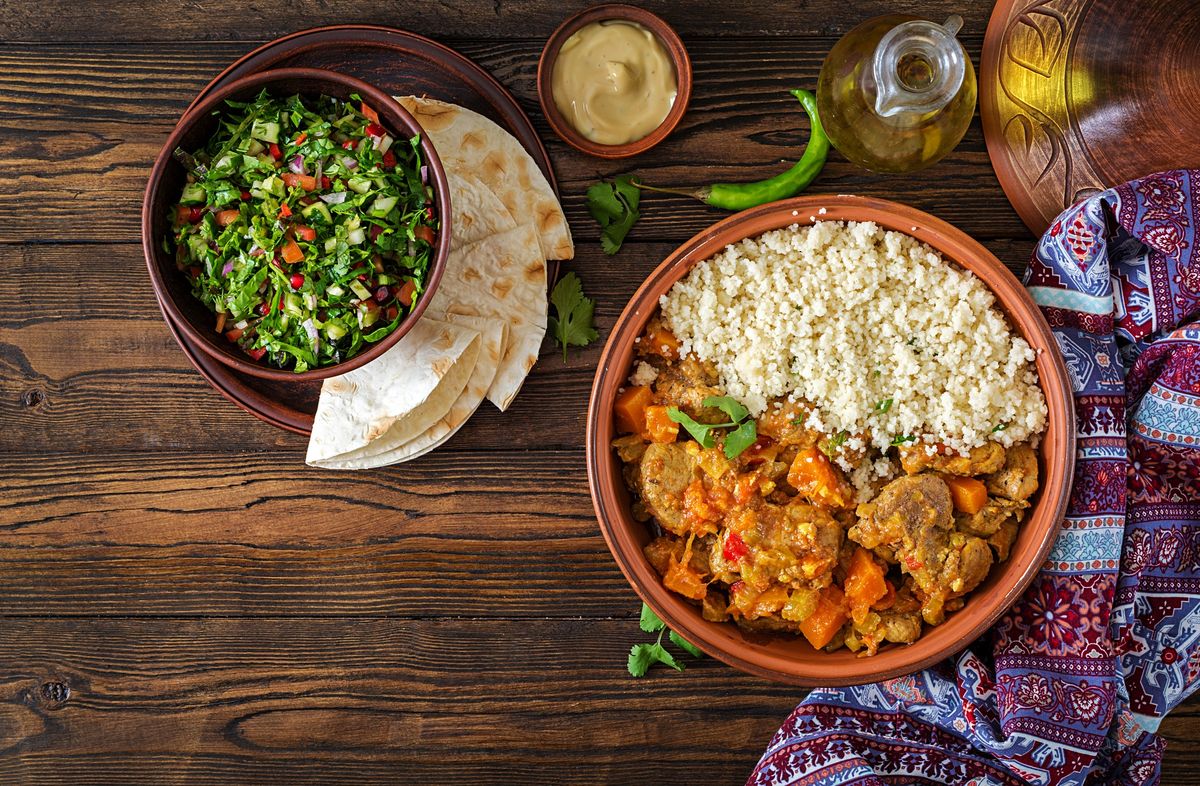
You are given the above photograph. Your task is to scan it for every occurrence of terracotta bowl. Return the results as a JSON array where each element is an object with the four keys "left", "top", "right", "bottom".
[
  {"left": 537, "top": 4, "right": 691, "bottom": 159},
  {"left": 142, "top": 67, "right": 452, "bottom": 382},
  {"left": 586, "top": 195, "right": 1075, "bottom": 686}
]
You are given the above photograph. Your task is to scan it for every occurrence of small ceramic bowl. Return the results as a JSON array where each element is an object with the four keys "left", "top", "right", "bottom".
[
  {"left": 142, "top": 67, "right": 452, "bottom": 382},
  {"left": 537, "top": 4, "right": 691, "bottom": 159},
  {"left": 586, "top": 195, "right": 1075, "bottom": 686}
]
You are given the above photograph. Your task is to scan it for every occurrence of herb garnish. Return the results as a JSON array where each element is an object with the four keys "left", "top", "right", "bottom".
[
  {"left": 821, "top": 430, "right": 849, "bottom": 457},
  {"left": 548, "top": 272, "right": 598, "bottom": 361},
  {"left": 667, "top": 395, "right": 757, "bottom": 459},
  {"left": 628, "top": 603, "right": 704, "bottom": 677},
  {"left": 874, "top": 398, "right": 893, "bottom": 414},
  {"left": 992, "top": 423, "right": 1008, "bottom": 433},
  {"left": 890, "top": 434, "right": 917, "bottom": 446},
  {"left": 587, "top": 174, "right": 641, "bottom": 255}
]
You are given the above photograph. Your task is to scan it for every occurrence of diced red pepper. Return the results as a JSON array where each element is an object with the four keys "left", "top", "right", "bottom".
[
  {"left": 278, "top": 203, "right": 292, "bottom": 218},
  {"left": 187, "top": 266, "right": 202, "bottom": 278},
  {"left": 268, "top": 143, "right": 282, "bottom": 160},
  {"left": 240, "top": 190, "right": 251, "bottom": 201},
  {"left": 246, "top": 346, "right": 268, "bottom": 361},
  {"left": 729, "top": 580, "right": 746, "bottom": 597},
  {"left": 224, "top": 327, "right": 244, "bottom": 342},
  {"left": 381, "top": 149, "right": 396, "bottom": 168},
  {"left": 361, "top": 102, "right": 380, "bottom": 123},
  {"left": 903, "top": 555, "right": 925, "bottom": 572},
  {"left": 385, "top": 305, "right": 399, "bottom": 321},
  {"left": 414, "top": 224, "right": 436, "bottom": 245},
  {"left": 396, "top": 279, "right": 416, "bottom": 307},
  {"left": 722, "top": 531, "right": 749, "bottom": 563},
  {"left": 258, "top": 301, "right": 270, "bottom": 316},
  {"left": 321, "top": 175, "right": 332, "bottom": 191},
  {"left": 341, "top": 139, "right": 356, "bottom": 150},
  {"left": 294, "top": 225, "right": 317, "bottom": 242},
  {"left": 289, "top": 273, "right": 305, "bottom": 290},
  {"left": 293, "top": 131, "right": 307, "bottom": 145},
  {"left": 370, "top": 224, "right": 384, "bottom": 243},
  {"left": 365, "top": 122, "right": 385, "bottom": 137}
]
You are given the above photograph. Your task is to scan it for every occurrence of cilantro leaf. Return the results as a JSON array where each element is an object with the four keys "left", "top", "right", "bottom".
[
  {"left": 627, "top": 643, "right": 657, "bottom": 677},
  {"left": 724, "top": 419, "right": 758, "bottom": 459},
  {"left": 890, "top": 434, "right": 917, "bottom": 446},
  {"left": 639, "top": 602, "right": 666, "bottom": 633},
  {"left": 992, "top": 423, "right": 1008, "bottom": 433},
  {"left": 703, "top": 395, "right": 749, "bottom": 424},
  {"left": 669, "top": 630, "right": 704, "bottom": 658},
  {"left": 548, "top": 272, "right": 599, "bottom": 361},
  {"left": 587, "top": 175, "right": 641, "bottom": 255},
  {"left": 874, "top": 398, "right": 893, "bottom": 414},
  {"left": 666, "top": 407, "right": 721, "bottom": 448}
]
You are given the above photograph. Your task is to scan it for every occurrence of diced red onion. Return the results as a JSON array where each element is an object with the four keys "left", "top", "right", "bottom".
[
  {"left": 341, "top": 156, "right": 358, "bottom": 170},
  {"left": 302, "top": 318, "right": 320, "bottom": 349},
  {"left": 288, "top": 154, "right": 305, "bottom": 174},
  {"left": 221, "top": 260, "right": 234, "bottom": 276},
  {"left": 319, "top": 191, "right": 348, "bottom": 204},
  {"left": 234, "top": 319, "right": 249, "bottom": 330},
  {"left": 420, "top": 165, "right": 428, "bottom": 184},
  {"left": 313, "top": 158, "right": 324, "bottom": 186}
]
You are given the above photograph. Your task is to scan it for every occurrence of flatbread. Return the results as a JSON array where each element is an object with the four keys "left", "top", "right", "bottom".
[
  {"left": 305, "top": 317, "right": 481, "bottom": 467},
  {"left": 447, "top": 172, "right": 516, "bottom": 250},
  {"left": 426, "top": 222, "right": 547, "bottom": 411},
  {"left": 397, "top": 95, "right": 574, "bottom": 261}
]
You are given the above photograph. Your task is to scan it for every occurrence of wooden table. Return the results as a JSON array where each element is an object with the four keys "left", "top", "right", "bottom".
[{"left": 1, "top": 2, "right": 1196, "bottom": 783}]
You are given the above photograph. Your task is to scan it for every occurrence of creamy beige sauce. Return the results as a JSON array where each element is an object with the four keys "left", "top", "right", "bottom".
[{"left": 551, "top": 20, "right": 677, "bottom": 146}]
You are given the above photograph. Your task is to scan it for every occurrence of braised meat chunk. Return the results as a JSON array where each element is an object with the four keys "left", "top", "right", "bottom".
[
  {"left": 899, "top": 441, "right": 1006, "bottom": 476},
  {"left": 986, "top": 442, "right": 1039, "bottom": 501}
]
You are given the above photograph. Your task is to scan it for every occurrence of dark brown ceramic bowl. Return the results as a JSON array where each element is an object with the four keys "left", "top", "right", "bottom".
[
  {"left": 586, "top": 195, "right": 1075, "bottom": 686},
  {"left": 142, "top": 67, "right": 451, "bottom": 382},
  {"left": 537, "top": 4, "right": 691, "bottom": 159}
]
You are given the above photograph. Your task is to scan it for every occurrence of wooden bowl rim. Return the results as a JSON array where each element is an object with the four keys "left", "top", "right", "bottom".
[
  {"left": 585, "top": 194, "right": 1075, "bottom": 686},
  {"left": 536, "top": 4, "right": 692, "bottom": 159},
  {"left": 141, "top": 66, "right": 452, "bottom": 382}
]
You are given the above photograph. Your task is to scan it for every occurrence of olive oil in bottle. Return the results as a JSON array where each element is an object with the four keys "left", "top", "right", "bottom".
[{"left": 817, "top": 14, "right": 976, "bottom": 174}]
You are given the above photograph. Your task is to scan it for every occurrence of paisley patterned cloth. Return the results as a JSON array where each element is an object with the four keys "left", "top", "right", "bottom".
[{"left": 748, "top": 170, "right": 1200, "bottom": 786}]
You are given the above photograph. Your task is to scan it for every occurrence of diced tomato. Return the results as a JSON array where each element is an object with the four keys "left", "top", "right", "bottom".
[
  {"left": 292, "top": 131, "right": 307, "bottom": 145},
  {"left": 361, "top": 102, "right": 379, "bottom": 123},
  {"left": 281, "top": 172, "right": 317, "bottom": 191},
  {"left": 722, "top": 531, "right": 749, "bottom": 563},
  {"left": 294, "top": 225, "right": 317, "bottom": 242},
  {"left": 370, "top": 224, "right": 384, "bottom": 243},
  {"left": 224, "top": 327, "right": 244, "bottom": 342},
  {"left": 215, "top": 209, "right": 240, "bottom": 227},
  {"left": 365, "top": 122, "right": 385, "bottom": 137},
  {"left": 280, "top": 237, "right": 304, "bottom": 264},
  {"left": 290, "top": 273, "right": 305, "bottom": 290},
  {"left": 321, "top": 175, "right": 332, "bottom": 191},
  {"left": 258, "top": 301, "right": 270, "bottom": 316},
  {"left": 240, "top": 190, "right": 251, "bottom": 201},
  {"left": 414, "top": 224, "right": 436, "bottom": 245},
  {"left": 268, "top": 143, "right": 282, "bottom": 160},
  {"left": 177, "top": 205, "right": 203, "bottom": 224},
  {"left": 246, "top": 346, "right": 268, "bottom": 361},
  {"left": 187, "top": 266, "right": 202, "bottom": 278},
  {"left": 362, "top": 297, "right": 380, "bottom": 312},
  {"left": 381, "top": 149, "right": 396, "bottom": 168},
  {"left": 903, "top": 555, "right": 925, "bottom": 572},
  {"left": 385, "top": 305, "right": 399, "bottom": 321},
  {"left": 341, "top": 139, "right": 356, "bottom": 150},
  {"left": 396, "top": 280, "right": 416, "bottom": 307}
]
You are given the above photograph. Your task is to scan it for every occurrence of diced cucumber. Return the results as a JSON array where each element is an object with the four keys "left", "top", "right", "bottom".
[
  {"left": 347, "top": 227, "right": 366, "bottom": 246},
  {"left": 347, "top": 175, "right": 374, "bottom": 194},
  {"left": 350, "top": 280, "right": 372, "bottom": 301},
  {"left": 324, "top": 320, "right": 348, "bottom": 340},
  {"left": 327, "top": 284, "right": 345, "bottom": 297},
  {"left": 283, "top": 292, "right": 304, "bottom": 317},
  {"left": 251, "top": 119, "right": 280, "bottom": 143},
  {"left": 180, "top": 183, "right": 207, "bottom": 205},
  {"left": 369, "top": 196, "right": 398, "bottom": 217},
  {"left": 301, "top": 201, "right": 332, "bottom": 224},
  {"left": 376, "top": 274, "right": 394, "bottom": 285},
  {"left": 246, "top": 139, "right": 265, "bottom": 156},
  {"left": 324, "top": 238, "right": 338, "bottom": 253},
  {"left": 359, "top": 305, "right": 380, "bottom": 328},
  {"left": 186, "top": 234, "right": 208, "bottom": 259}
]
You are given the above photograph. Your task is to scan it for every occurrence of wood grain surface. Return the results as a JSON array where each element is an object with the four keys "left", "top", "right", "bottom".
[{"left": 0, "top": 1, "right": 1195, "bottom": 784}]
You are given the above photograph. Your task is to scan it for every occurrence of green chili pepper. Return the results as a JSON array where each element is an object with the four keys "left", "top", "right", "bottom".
[{"left": 638, "top": 89, "right": 829, "bottom": 212}]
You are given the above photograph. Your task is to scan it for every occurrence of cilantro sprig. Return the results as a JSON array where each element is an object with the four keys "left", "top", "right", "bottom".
[
  {"left": 587, "top": 175, "right": 641, "bottom": 255},
  {"left": 548, "top": 272, "right": 599, "bottom": 361},
  {"left": 666, "top": 395, "right": 757, "bottom": 459},
  {"left": 628, "top": 603, "right": 704, "bottom": 677}
]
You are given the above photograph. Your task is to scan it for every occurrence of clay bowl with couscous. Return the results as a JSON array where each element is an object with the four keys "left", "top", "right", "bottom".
[{"left": 586, "top": 194, "right": 1074, "bottom": 686}]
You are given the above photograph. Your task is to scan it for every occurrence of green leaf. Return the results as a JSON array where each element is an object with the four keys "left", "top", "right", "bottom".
[
  {"left": 890, "top": 434, "right": 917, "bottom": 446},
  {"left": 992, "top": 423, "right": 1008, "bottom": 433},
  {"left": 874, "top": 398, "right": 893, "bottom": 414},
  {"left": 650, "top": 642, "right": 684, "bottom": 672},
  {"left": 666, "top": 407, "right": 722, "bottom": 448},
  {"left": 702, "top": 395, "right": 749, "bottom": 424},
  {"left": 669, "top": 630, "right": 704, "bottom": 658},
  {"left": 548, "top": 272, "right": 599, "bottom": 361},
  {"left": 587, "top": 175, "right": 641, "bottom": 255},
  {"left": 821, "top": 430, "right": 849, "bottom": 457},
  {"left": 627, "top": 643, "right": 657, "bottom": 677},
  {"left": 639, "top": 603, "right": 666, "bottom": 633},
  {"left": 723, "top": 419, "right": 758, "bottom": 459}
]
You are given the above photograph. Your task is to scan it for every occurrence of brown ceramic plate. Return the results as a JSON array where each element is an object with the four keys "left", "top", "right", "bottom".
[
  {"left": 981, "top": 0, "right": 1200, "bottom": 233},
  {"left": 160, "top": 25, "right": 561, "bottom": 435},
  {"left": 586, "top": 195, "right": 1075, "bottom": 686},
  {"left": 144, "top": 67, "right": 452, "bottom": 383},
  {"left": 537, "top": 4, "right": 691, "bottom": 159}
]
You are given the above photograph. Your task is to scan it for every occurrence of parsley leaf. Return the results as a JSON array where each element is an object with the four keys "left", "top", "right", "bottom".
[
  {"left": 548, "top": 272, "right": 599, "bottom": 361},
  {"left": 627, "top": 642, "right": 683, "bottom": 676},
  {"left": 587, "top": 175, "right": 641, "bottom": 255},
  {"left": 669, "top": 630, "right": 703, "bottom": 658},
  {"left": 639, "top": 602, "right": 666, "bottom": 633},
  {"left": 666, "top": 397, "right": 758, "bottom": 459},
  {"left": 703, "top": 395, "right": 749, "bottom": 424},
  {"left": 666, "top": 407, "right": 720, "bottom": 448},
  {"left": 724, "top": 420, "right": 758, "bottom": 460}
]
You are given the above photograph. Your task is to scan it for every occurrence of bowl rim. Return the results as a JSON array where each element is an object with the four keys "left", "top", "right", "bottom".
[
  {"left": 142, "top": 66, "right": 452, "bottom": 382},
  {"left": 585, "top": 194, "right": 1076, "bottom": 686},
  {"left": 536, "top": 3, "right": 692, "bottom": 159}
]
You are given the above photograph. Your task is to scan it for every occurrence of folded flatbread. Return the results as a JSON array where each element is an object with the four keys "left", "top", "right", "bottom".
[
  {"left": 397, "top": 96, "right": 574, "bottom": 261},
  {"left": 426, "top": 222, "right": 547, "bottom": 411},
  {"left": 446, "top": 171, "right": 516, "bottom": 250},
  {"left": 305, "top": 317, "right": 481, "bottom": 467}
]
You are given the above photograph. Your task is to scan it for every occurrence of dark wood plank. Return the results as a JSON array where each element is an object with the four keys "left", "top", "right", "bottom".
[
  {"left": 0, "top": 238, "right": 1035, "bottom": 455},
  {"left": 0, "top": 37, "right": 1033, "bottom": 247},
  {"left": 0, "top": 617, "right": 1196, "bottom": 785},
  {"left": 0, "top": 2, "right": 996, "bottom": 42}
]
